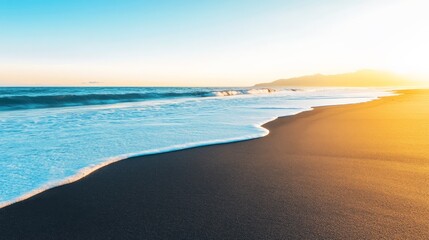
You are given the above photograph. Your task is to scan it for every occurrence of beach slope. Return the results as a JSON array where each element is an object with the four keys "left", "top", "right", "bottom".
[{"left": 1, "top": 90, "right": 429, "bottom": 239}]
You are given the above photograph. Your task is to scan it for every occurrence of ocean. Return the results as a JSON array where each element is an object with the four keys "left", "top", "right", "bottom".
[{"left": 0, "top": 87, "right": 393, "bottom": 206}]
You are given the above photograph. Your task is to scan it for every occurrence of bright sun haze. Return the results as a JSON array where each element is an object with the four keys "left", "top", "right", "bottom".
[{"left": 0, "top": 0, "right": 428, "bottom": 86}]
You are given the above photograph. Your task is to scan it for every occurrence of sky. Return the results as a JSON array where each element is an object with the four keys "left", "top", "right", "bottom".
[{"left": 0, "top": 0, "right": 428, "bottom": 86}]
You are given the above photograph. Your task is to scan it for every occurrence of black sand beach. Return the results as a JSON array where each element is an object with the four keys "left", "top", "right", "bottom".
[{"left": 1, "top": 90, "right": 429, "bottom": 239}]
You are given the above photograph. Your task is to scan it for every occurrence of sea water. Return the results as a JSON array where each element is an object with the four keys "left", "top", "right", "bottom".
[{"left": 0, "top": 87, "right": 393, "bottom": 206}]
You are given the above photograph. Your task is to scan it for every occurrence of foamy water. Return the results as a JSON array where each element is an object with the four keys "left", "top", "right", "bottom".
[{"left": 0, "top": 87, "right": 394, "bottom": 207}]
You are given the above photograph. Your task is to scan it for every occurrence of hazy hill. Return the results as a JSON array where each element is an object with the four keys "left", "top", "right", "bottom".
[{"left": 255, "top": 70, "right": 418, "bottom": 87}]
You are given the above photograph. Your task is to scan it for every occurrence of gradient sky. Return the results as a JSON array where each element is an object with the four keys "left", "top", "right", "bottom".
[{"left": 0, "top": 0, "right": 428, "bottom": 86}]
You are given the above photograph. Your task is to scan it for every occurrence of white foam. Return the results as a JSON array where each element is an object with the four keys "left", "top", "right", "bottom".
[
  {"left": 210, "top": 88, "right": 277, "bottom": 97},
  {"left": 246, "top": 88, "right": 277, "bottom": 94}
]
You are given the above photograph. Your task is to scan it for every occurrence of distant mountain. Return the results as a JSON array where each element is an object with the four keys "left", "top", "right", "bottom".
[{"left": 255, "top": 70, "right": 418, "bottom": 87}]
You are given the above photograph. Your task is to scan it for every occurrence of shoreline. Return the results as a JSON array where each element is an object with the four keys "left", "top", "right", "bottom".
[
  {"left": 0, "top": 92, "right": 389, "bottom": 209},
  {"left": 2, "top": 90, "right": 429, "bottom": 239},
  {"left": 0, "top": 122, "right": 272, "bottom": 210}
]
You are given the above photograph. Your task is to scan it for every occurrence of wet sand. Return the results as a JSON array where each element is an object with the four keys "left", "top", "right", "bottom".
[{"left": 1, "top": 90, "right": 429, "bottom": 239}]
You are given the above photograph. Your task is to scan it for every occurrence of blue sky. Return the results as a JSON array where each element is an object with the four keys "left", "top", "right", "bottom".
[
  {"left": 0, "top": 0, "right": 427, "bottom": 86},
  {"left": 0, "top": 0, "right": 324, "bottom": 61}
]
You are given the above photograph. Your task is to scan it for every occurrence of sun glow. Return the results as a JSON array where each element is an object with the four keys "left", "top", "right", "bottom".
[{"left": 343, "top": 1, "right": 429, "bottom": 78}]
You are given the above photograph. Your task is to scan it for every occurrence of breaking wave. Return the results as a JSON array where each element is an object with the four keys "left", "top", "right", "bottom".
[{"left": 0, "top": 88, "right": 278, "bottom": 111}]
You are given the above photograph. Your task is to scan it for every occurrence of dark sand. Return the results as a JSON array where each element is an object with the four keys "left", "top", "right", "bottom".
[{"left": 1, "top": 90, "right": 429, "bottom": 239}]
